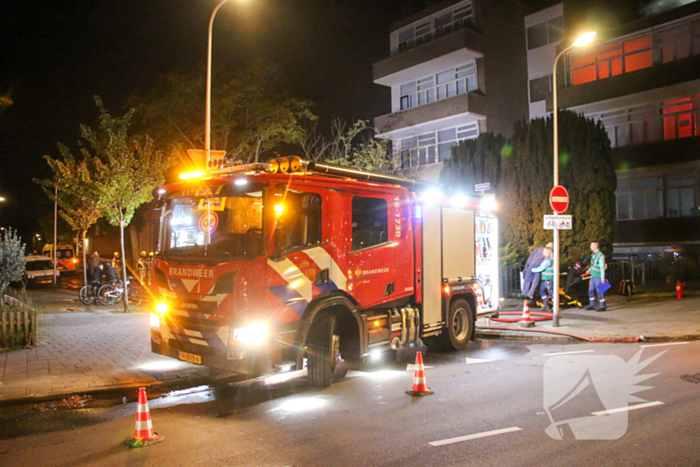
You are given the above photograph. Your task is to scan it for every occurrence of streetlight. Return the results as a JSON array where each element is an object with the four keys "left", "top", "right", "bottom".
[
  {"left": 205, "top": 0, "right": 230, "bottom": 169},
  {"left": 551, "top": 31, "right": 596, "bottom": 327}
]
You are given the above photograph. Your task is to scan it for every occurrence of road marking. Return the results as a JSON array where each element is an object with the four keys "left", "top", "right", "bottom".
[
  {"left": 465, "top": 357, "right": 493, "bottom": 364},
  {"left": 542, "top": 350, "right": 594, "bottom": 356},
  {"left": 429, "top": 427, "right": 522, "bottom": 447},
  {"left": 640, "top": 342, "right": 690, "bottom": 348},
  {"left": 592, "top": 401, "right": 664, "bottom": 416}
]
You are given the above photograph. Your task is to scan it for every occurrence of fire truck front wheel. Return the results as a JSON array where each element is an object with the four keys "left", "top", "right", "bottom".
[
  {"left": 439, "top": 298, "right": 474, "bottom": 351},
  {"left": 307, "top": 314, "right": 343, "bottom": 387}
]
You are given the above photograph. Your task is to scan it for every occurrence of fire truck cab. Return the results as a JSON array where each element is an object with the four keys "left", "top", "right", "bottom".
[{"left": 150, "top": 158, "right": 499, "bottom": 387}]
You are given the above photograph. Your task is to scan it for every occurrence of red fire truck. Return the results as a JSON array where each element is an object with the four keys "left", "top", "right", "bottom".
[{"left": 149, "top": 157, "right": 499, "bottom": 387}]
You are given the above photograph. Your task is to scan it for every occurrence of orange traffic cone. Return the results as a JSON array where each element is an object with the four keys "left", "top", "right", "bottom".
[
  {"left": 124, "top": 387, "right": 164, "bottom": 447},
  {"left": 519, "top": 300, "right": 535, "bottom": 328},
  {"left": 405, "top": 351, "right": 434, "bottom": 397}
]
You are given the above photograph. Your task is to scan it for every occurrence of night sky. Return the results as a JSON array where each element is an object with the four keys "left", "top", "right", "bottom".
[{"left": 0, "top": 0, "right": 661, "bottom": 240}]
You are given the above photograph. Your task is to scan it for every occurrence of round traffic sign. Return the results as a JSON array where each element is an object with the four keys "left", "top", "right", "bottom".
[{"left": 549, "top": 185, "right": 569, "bottom": 213}]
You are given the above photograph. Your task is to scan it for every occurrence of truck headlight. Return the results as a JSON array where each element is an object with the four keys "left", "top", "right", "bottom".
[
  {"left": 231, "top": 323, "right": 269, "bottom": 346},
  {"left": 150, "top": 312, "right": 160, "bottom": 329}
]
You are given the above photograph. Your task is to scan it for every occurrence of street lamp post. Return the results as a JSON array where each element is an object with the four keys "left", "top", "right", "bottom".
[
  {"left": 205, "top": 0, "right": 231, "bottom": 169},
  {"left": 551, "top": 31, "right": 596, "bottom": 327}
]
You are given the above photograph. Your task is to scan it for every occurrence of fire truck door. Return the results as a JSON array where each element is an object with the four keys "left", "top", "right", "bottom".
[{"left": 347, "top": 194, "right": 398, "bottom": 309}]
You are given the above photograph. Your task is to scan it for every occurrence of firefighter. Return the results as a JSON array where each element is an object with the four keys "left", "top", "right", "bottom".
[
  {"left": 586, "top": 241, "right": 607, "bottom": 311},
  {"left": 112, "top": 251, "right": 122, "bottom": 276},
  {"left": 531, "top": 247, "right": 554, "bottom": 311}
]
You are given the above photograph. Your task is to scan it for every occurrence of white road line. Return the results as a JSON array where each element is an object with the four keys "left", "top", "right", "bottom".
[
  {"left": 543, "top": 350, "right": 594, "bottom": 356},
  {"left": 592, "top": 401, "right": 664, "bottom": 416},
  {"left": 640, "top": 342, "right": 690, "bottom": 348},
  {"left": 466, "top": 357, "right": 493, "bottom": 364},
  {"left": 429, "top": 427, "right": 522, "bottom": 447}
]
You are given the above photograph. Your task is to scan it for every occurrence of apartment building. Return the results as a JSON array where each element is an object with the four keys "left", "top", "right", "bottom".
[
  {"left": 372, "top": 0, "right": 529, "bottom": 182},
  {"left": 526, "top": 1, "right": 700, "bottom": 259}
]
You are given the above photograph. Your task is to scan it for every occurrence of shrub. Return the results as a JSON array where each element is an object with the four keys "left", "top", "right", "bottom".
[{"left": 0, "top": 228, "right": 26, "bottom": 296}]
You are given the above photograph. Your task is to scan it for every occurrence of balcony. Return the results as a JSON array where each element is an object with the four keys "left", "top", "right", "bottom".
[
  {"left": 374, "top": 91, "right": 486, "bottom": 136},
  {"left": 611, "top": 136, "right": 700, "bottom": 170},
  {"left": 614, "top": 216, "right": 700, "bottom": 245},
  {"left": 374, "top": 27, "right": 484, "bottom": 87},
  {"left": 551, "top": 54, "right": 700, "bottom": 111}
]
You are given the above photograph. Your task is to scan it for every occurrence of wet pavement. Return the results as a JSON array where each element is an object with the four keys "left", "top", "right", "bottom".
[
  {"left": 0, "top": 308, "right": 210, "bottom": 403},
  {"left": 0, "top": 339, "right": 539, "bottom": 440}
]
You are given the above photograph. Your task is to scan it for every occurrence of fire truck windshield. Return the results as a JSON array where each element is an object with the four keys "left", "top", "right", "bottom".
[{"left": 160, "top": 184, "right": 265, "bottom": 259}]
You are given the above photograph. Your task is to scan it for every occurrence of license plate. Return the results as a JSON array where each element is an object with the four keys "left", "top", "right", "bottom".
[
  {"left": 178, "top": 351, "right": 202, "bottom": 365},
  {"left": 39, "top": 280, "right": 51, "bottom": 284}
]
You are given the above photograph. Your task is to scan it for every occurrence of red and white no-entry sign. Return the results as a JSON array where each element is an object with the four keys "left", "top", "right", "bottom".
[{"left": 549, "top": 185, "right": 569, "bottom": 213}]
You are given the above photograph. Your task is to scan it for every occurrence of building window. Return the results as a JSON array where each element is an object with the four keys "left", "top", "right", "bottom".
[
  {"left": 526, "top": 16, "right": 564, "bottom": 50},
  {"left": 529, "top": 75, "right": 552, "bottom": 102},
  {"left": 399, "top": 123, "right": 479, "bottom": 169},
  {"left": 570, "top": 34, "right": 653, "bottom": 85},
  {"left": 588, "top": 94, "right": 700, "bottom": 148},
  {"left": 658, "top": 19, "right": 700, "bottom": 63},
  {"left": 665, "top": 175, "right": 695, "bottom": 217},
  {"left": 352, "top": 197, "right": 388, "bottom": 251},
  {"left": 616, "top": 179, "right": 660, "bottom": 220},
  {"left": 396, "top": 1, "right": 473, "bottom": 53},
  {"left": 662, "top": 97, "right": 697, "bottom": 140},
  {"left": 399, "top": 62, "right": 477, "bottom": 111}
]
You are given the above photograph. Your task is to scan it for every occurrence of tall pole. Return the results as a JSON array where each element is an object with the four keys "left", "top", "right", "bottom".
[
  {"left": 206, "top": 0, "right": 230, "bottom": 169},
  {"left": 551, "top": 45, "right": 573, "bottom": 328},
  {"left": 53, "top": 185, "right": 58, "bottom": 285}
]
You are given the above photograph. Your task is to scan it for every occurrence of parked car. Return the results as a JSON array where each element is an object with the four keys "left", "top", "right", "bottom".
[{"left": 16, "top": 255, "right": 62, "bottom": 288}]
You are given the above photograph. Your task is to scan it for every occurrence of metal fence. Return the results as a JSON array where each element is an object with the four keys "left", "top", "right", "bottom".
[{"left": 500, "top": 258, "right": 698, "bottom": 298}]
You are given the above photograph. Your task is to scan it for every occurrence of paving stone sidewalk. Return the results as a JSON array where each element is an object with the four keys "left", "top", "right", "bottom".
[{"left": 0, "top": 311, "right": 210, "bottom": 403}]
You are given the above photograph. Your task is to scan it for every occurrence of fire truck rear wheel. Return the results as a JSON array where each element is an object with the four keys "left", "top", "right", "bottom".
[
  {"left": 308, "top": 314, "right": 341, "bottom": 387},
  {"left": 439, "top": 298, "right": 473, "bottom": 351}
]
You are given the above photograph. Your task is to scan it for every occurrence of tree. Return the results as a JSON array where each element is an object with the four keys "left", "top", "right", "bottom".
[
  {"left": 37, "top": 149, "right": 102, "bottom": 285},
  {"left": 74, "top": 97, "right": 169, "bottom": 311},
  {"left": 302, "top": 119, "right": 393, "bottom": 172},
  {"left": 133, "top": 63, "right": 316, "bottom": 165},
  {"left": 0, "top": 228, "right": 25, "bottom": 296},
  {"left": 439, "top": 110, "right": 616, "bottom": 267}
]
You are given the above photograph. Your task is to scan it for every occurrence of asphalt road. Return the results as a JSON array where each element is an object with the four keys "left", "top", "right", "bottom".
[{"left": 1, "top": 339, "right": 698, "bottom": 466}]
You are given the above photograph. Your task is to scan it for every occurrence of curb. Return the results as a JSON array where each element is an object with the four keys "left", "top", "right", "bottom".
[
  {"left": 477, "top": 325, "right": 700, "bottom": 343},
  {"left": 0, "top": 372, "right": 240, "bottom": 408}
]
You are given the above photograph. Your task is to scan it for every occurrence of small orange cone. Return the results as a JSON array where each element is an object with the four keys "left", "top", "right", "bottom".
[
  {"left": 124, "top": 388, "right": 164, "bottom": 447},
  {"left": 405, "top": 352, "right": 434, "bottom": 397},
  {"left": 519, "top": 300, "right": 535, "bottom": 328}
]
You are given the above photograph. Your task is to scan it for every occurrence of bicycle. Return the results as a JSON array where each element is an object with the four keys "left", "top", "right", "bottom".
[
  {"left": 98, "top": 277, "right": 143, "bottom": 306},
  {"left": 79, "top": 281, "right": 102, "bottom": 305}
]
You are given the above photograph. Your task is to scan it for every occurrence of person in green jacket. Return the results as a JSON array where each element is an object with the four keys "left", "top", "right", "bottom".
[
  {"left": 586, "top": 242, "right": 607, "bottom": 311},
  {"left": 531, "top": 247, "right": 554, "bottom": 311}
]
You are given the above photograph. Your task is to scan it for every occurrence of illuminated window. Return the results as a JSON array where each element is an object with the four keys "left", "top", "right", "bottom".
[
  {"left": 662, "top": 97, "right": 696, "bottom": 140},
  {"left": 570, "top": 34, "right": 652, "bottom": 85}
]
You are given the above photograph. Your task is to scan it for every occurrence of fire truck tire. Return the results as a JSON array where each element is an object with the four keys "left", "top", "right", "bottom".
[
  {"left": 308, "top": 314, "right": 340, "bottom": 387},
  {"left": 439, "top": 298, "right": 473, "bottom": 351}
]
